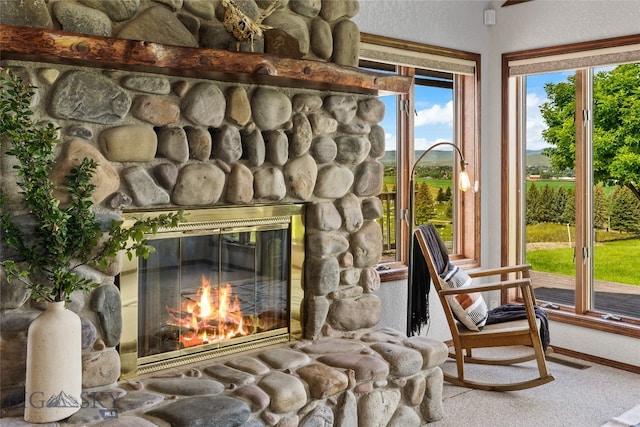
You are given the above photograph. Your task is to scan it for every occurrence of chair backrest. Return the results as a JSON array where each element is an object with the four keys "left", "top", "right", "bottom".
[
  {"left": 414, "top": 224, "right": 466, "bottom": 333},
  {"left": 414, "top": 223, "right": 450, "bottom": 293}
]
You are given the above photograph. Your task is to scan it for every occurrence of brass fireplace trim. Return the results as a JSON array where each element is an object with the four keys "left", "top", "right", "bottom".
[
  {"left": 119, "top": 205, "right": 305, "bottom": 378},
  {"left": 129, "top": 335, "right": 291, "bottom": 376}
]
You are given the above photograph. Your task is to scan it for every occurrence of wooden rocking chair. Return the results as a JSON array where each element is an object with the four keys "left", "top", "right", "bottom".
[{"left": 414, "top": 224, "right": 555, "bottom": 392}]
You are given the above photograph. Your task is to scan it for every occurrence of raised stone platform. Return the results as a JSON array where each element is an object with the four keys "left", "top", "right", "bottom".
[{"left": 1, "top": 328, "right": 449, "bottom": 426}]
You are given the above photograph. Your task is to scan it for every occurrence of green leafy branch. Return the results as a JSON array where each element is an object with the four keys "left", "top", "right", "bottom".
[{"left": 1, "top": 68, "right": 184, "bottom": 302}]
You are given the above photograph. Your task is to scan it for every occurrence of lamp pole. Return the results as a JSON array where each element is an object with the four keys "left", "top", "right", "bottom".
[{"left": 406, "top": 142, "right": 470, "bottom": 336}]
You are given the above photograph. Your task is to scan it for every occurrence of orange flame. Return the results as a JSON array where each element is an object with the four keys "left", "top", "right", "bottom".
[{"left": 166, "top": 276, "right": 251, "bottom": 348}]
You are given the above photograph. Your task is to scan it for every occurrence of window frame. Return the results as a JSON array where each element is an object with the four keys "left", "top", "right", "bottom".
[
  {"left": 501, "top": 34, "right": 640, "bottom": 337},
  {"left": 360, "top": 33, "right": 481, "bottom": 280}
]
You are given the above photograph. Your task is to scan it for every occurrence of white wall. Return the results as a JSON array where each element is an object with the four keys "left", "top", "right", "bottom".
[
  {"left": 356, "top": 0, "right": 493, "bottom": 343},
  {"left": 488, "top": 0, "right": 640, "bottom": 367},
  {"left": 356, "top": 0, "right": 490, "bottom": 53},
  {"left": 359, "top": 0, "right": 640, "bottom": 366}
]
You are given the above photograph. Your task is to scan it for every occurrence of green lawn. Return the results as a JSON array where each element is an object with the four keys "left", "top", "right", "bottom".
[
  {"left": 526, "top": 239, "right": 640, "bottom": 285},
  {"left": 525, "top": 179, "right": 619, "bottom": 196},
  {"left": 383, "top": 176, "right": 452, "bottom": 192},
  {"left": 525, "top": 179, "right": 575, "bottom": 191}
]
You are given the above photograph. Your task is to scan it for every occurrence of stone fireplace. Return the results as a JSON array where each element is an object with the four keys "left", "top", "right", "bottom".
[
  {"left": 1, "top": 2, "right": 450, "bottom": 424},
  {"left": 119, "top": 205, "right": 305, "bottom": 376}
]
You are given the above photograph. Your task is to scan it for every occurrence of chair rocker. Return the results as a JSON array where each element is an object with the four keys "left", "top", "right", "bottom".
[{"left": 414, "top": 224, "right": 555, "bottom": 392}]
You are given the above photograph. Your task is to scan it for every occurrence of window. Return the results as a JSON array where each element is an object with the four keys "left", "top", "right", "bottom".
[
  {"left": 359, "top": 34, "right": 481, "bottom": 278},
  {"left": 502, "top": 34, "right": 640, "bottom": 335}
]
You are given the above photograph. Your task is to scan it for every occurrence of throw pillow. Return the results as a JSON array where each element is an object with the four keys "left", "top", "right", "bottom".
[{"left": 439, "top": 263, "right": 488, "bottom": 331}]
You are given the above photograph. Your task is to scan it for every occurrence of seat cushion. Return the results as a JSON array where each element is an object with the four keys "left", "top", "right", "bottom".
[{"left": 440, "top": 263, "right": 488, "bottom": 331}]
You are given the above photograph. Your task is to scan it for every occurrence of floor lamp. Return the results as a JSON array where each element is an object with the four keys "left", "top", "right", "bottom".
[{"left": 407, "top": 142, "right": 471, "bottom": 336}]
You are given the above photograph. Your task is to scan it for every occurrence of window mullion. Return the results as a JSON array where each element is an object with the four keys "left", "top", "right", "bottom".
[
  {"left": 574, "top": 69, "right": 594, "bottom": 314},
  {"left": 398, "top": 66, "right": 415, "bottom": 265}
]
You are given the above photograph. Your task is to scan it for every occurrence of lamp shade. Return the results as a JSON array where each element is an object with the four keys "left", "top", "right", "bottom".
[{"left": 458, "top": 169, "right": 471, "bottom": 192}]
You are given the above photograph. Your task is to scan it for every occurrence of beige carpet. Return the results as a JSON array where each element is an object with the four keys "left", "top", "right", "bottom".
[{"left": 429, "top": 347, "right": 640, "bottom": 427}]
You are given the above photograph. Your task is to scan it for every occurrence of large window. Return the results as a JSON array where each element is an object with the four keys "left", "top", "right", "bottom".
[
  {"left": 359, "top": 34, "right": 481, "bottom": 278},
  {"left": 503, "top": 35, "right": 640, "bottom": 335}
]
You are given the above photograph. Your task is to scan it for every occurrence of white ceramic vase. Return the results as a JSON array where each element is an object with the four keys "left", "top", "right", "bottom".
[{"left": 24, "top": 301, "right": 82, "bottom": 423}]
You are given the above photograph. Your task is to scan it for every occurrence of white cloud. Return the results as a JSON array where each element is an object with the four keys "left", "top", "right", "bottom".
[
  {"left": 414, "top": 137, "right": 429, "bottom": 151},
  {"left": 415, "top": 137, "right": 452, "bottom": 151},
  {"left": 385, "top": 132, "right": 395, "bottom": 151},
  {"left": 415, "top": 101, "right": 453, "bottom": 127},
  {"left": 386, "top": 134, "right": 453, "bottom": 152},
  {"left": 526, "top": 92, "right": 550, "bottom": 151}
]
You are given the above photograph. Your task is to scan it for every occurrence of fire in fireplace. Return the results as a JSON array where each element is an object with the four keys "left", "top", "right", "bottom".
[
  {"left": 118, "top": 205, "right": 304, "bottom": 377},
  {"left": 165, "top": 277, "right": 253, "bottom": 348}
]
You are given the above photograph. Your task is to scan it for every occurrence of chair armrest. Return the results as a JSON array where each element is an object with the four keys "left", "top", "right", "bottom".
[
  {"left": 466, "top": 264, "right": 532, "bottom": 279},
  {"left": 438, "top": 278, "right": 532, "bottom": 296}
]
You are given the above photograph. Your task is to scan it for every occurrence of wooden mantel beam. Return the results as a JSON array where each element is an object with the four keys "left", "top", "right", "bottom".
[{"left": 0, "top": 25, "right": 411, "bottom": 95}]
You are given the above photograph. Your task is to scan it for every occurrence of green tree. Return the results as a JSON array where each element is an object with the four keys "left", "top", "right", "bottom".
[
  {"left": 539, "top": 184, "right": 556, "bottom": 222},
  {"left": 414, "top": 182, "right": 436, "bottom": 225},
  {"left": 560, "top": 188, "right": 576, "bottom": 225},
  {"left": 540, "top": 63, "right": 640, "bottom": 201},
  {"left": 609, "top": 186, "right": 640, "bottom": 233},
  {"left": 593, "top": 184, "right": 609, "bottom": 229},
  {"left": 436, "top": 187, "right": 446, "bottom": 203},
  {"left": 526, "top": 182, "right": 542, "bottom": 224},
  {"left": 551, "top": 186, "right": 569, "bottom": 223},
  {"left": 445, "top": 199, "right": 453, "bottom": 218}
]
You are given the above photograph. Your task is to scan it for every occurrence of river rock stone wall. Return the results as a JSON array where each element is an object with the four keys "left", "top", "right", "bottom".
[
  {"left": 0, "top": 2, "right": 449, "bottom": 423},
  {"left": 0, "top": 0, "right": 361, "bottom": 66},
  {"left": 0, "top": 57, "right": 392, "bottom": 405}
]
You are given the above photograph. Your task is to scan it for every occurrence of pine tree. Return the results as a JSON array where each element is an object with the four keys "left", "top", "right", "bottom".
[
  {"left": 593, "top": 184, "right": 609, "bottom": 229},
  {"left": 610, "top": 186, "right": 640, "bottom": 232},
  {"left": 445, "top": 199, "right": 453, "bottom": 218},
  {"left": 539, "top": 184, "right": 556, "bottom": 222},
  {"left": 551, "top": 186, "right": 569, "bottom": 223},
  {"left": 526, "top": 183, "right": 541, "bottom": 224},
  {"left": 560, "top": 188, "right": 576, "bottom": 225},
  {"left": 415, "top": 182, "right": 436, "bottom": 225}
]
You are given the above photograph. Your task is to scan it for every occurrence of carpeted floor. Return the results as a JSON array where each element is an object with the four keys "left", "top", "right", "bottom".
[
  {"left": 534, "top": 287, "right": 640, "bottom": 319},
  {"left": 429, "top": 346, "right": 640, "bottom": 427}
]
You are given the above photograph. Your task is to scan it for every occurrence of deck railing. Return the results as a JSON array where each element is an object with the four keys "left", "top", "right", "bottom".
[{"left": 377, "top": 191, "right": 397, "bottom": 256}]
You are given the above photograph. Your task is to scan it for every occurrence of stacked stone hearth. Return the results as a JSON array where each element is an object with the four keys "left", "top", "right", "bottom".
[
  {"left": 0, "top": 1, "right": 449, "bottom": 425},
  {"left": 2, "top": 328, "right": 448, "bottom": 425}
]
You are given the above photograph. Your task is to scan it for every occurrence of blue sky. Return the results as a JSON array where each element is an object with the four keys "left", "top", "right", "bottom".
[
  {"left": 525, "top": 72, "right": 572, "bottom": 151},
  {"left": 379, "top": 84, "right": 454, "bottom": 152},
  {"left": 378, "top": 72, "right": 572, "bottom": 153}
]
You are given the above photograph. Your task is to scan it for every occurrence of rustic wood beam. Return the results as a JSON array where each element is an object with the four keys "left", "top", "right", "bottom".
[{"left": 0, "top": 25, "right": 411, "bottom": 95}]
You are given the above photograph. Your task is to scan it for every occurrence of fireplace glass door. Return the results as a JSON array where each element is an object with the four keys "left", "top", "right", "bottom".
[
  {"left": 119, "top": 205, "right": 304, "bottom": 376},
  {"left": 138, "top": 225, "right": 289, "bottom": 360}
]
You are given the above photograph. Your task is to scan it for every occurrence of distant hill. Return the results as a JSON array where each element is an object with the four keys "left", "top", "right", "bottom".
[
  {"left": 381, "top": 149, "right": 551, "bottom": 167},
  {"left": 527, "top": 149, "right": 551, "bottom": 167},
  {"left": 381, "top": 149, "right": 455, "bottom": 166}
]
